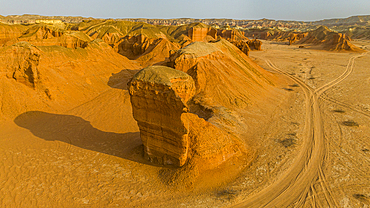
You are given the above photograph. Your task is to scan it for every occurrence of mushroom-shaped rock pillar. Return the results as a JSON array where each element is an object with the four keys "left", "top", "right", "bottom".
[{"left": 128, "top": 66, "right": 196, "bottom": 167}]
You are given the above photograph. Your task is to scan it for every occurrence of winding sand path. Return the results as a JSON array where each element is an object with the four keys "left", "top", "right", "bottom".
[{"left": 233, "top": 52, "right": 367, "bottom": 207}]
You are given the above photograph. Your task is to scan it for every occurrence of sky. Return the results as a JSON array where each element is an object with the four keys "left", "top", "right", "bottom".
[{"left": 0, "top": 0, "right": 369, "bottom": 21}]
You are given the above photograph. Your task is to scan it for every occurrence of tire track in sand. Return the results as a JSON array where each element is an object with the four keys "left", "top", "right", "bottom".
[{"left": 233, "top": 52, "right": 367, "bottom": 207}]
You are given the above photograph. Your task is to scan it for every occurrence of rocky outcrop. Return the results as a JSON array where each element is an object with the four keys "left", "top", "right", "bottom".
[
  {"left": 53, "top": 32, "right": 91, "bottom": 49},
  {"left": 128, "top": 66, "right": 196, "bottom": 166},
  {"left": 117, "top": 34, "right": 180, "bottom": 66},
  {"left": 18, "top": 25, "right": 91, "bottom": 49},
  {"left": 187, "top": 27, "right": 217, "bottom": 42},
  {"left": 296, "top": 26, "right": 364, "bottom": 51},
  {"left": 326, "top": 33, "right": 358, "bottom": 51},
  {"left": 230, "top": 40, "right": 250, "bottom": 56},
  {"left": 0, "top": 23, "right": 27, "bottom": 46},
  {"left": 88, "top": 25, "right": 122, "bottom": 46},
  {"left": 183, "top": 113, "right": 245, "bottom": 170},
  {"left": 5, "top": 42, "right": 41, "bottom": 88},
  {"left": 0, "top": 39, "right": 140, "bottom": 120},
  {"left": 117, "top": 35, "right": 158, "bottom": 59},
  {"left": 247, "top": 38, "right": 262, "bottom": 50},
  {"left": 169, "top": 40, "right": 275, "bottom": 109},
  {"left": 216, "top": 29, "right": 261, "bottom": 54},
  {"left": 245, "top": 29, "right": 308, "bottom": 45},
  {"left": 128, "top": 39, "right": 278, "bottom": 172},
  {"left": 288, "top": 33, "right": 308, "bottom": 45},
  {"left": 128, "top": 65, "right": 247, "bottom": 169},
  {"left": 217, "top": 29, "right": 246, "bottom": 42},
  {"left": 229, "top": 38, "right": 262, "bottom": 55},
  {"left": 248, "top": 26, "right": 363, "bottom": 51},
  {"left": 19, "top": 24, "right": 64, "bottom": 40}
]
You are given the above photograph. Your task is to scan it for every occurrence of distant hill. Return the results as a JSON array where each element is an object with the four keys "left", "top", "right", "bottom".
[
  {"left": 295, "top": 26, "right": 364, "bottom": 52},
  {"left": 1, "top": 14, "right": 370, "bottom": 31},
  {"left": 313, "top": 15, "right": 370, "bottom": 26}
]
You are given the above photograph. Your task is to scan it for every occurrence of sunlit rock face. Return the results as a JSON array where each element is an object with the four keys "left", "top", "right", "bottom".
[
  {"left": 187, "top": 28, "right": 217, "bottom": 42},
  {"left": 128, "top": 66, "right": 196, "bottom": 167}
]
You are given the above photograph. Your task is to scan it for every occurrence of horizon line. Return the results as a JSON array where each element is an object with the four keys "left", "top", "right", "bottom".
[{"left": 1, "top": 13, "right": 370, "bottom": 23}]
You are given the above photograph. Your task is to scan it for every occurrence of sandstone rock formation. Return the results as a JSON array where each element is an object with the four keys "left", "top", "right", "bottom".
[
  {"left": 217, "top": 29, "right": 241, "bottom": 41},
  {"left": 245, "top": 29, "right": 308, "bottom": 45},
  {"left": 19, "top": 24, "right": 64, "bottom": 40},
  {"left": 246, "top": 26, "right": 363, "bottom": 52},
  {"left": 185, "top": 27, "right": 261, "bottom": 56},
  {"left": 87, "top": 25, "right": 122, "bottom": 46},
  {"left": 128, "top": 39, "right": 279, "bottom": 173},
  {"left": 325, "top": 33, "right": 359, "bottom": 51},
  {"left": 117, "top": 34, "right": 155, "bottom": 59},
  {"left": 296, "top": 26, "right": 364, "bottom": 51},
  {"left": 230, "top": 40, "right": 251, "bottom": 56},
  {"left": 187, "top": 27, "right": 217, "bottom": 42},
  {"left": 247, "top": 38, "right": 262, "bottom": 50},
  {"left": 0, "top": 23, "right": 27, "bottom": 46},
  {"left": 76, "top": 21, "right": 179, "bottom": 66},
  {"left": 169, "top": 40, "right": 275, "bottom": 109},
  {"left": 216, "top": 29, "right": 262, "bottom": 54},
  {"left": 117, "top": 34, "right": 180, "bottom": 67},
  {"left": 128, "top": 65, "right": 247, "bottom": 169},
  {"left": 287, "top": 33, "right": 307, "bottom": 45},
  {"left": 5, "top": 42, "right": 41, "bottom": 88},
  {"left": 128, "top": 66, "right": 196, "bottom": 166},
  {"left": 0, "top": 39, "right": 140, "bottom": 120},
  {"left": 18, "top": 24, "right": 91, "bottom": 49}
]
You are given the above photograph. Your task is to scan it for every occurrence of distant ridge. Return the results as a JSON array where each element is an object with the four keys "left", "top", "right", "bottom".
[
  {"left": 1, "top": 14, "right": 369, "bottom": 29},
  {"left": 314, "top": 15, "right": 370, "bottom": 26}
]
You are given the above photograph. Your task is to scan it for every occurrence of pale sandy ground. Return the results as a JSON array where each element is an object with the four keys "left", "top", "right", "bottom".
[{"left": 1, "top": 40, "right": 369, "bottom": 207}]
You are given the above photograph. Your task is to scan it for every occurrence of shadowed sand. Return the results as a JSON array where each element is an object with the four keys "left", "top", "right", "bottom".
[{"left": 13, "top": 111, "right": 154, "bottom": 166}]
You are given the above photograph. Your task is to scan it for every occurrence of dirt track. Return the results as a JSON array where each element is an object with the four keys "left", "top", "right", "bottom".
[{"left": 234, "top": 52, "right": 367, "bottom": 207}]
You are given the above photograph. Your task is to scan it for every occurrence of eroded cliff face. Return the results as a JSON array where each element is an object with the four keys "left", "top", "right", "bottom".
[
  {"left": 187, "top": 27, "right": 217, "bottom": 42},
  {"left": 0, "top": 39, "right": 140, "bottom": 121},
  {"left": 117, "top": 35, "right": 150, "bottom": 59},
  {"left": 88, "top": 25, "right": 122, "bottom": 46},
  {"left": 326, "top": 33, "right": 358, "bottom": 51},
  {"left": 117, "top": 35, "right": 180, "bottom": 67},
  {"left": 295, "top": 26, "right": 364, "bottom": 51},
  {"left": 17, "top": 25, "right": 91, "bottom": 49},
  {"left": 128, "top": 65, "right": 247, "bottom": 169},
  {"left": 169, "top": 40, "right": 275, "bottom": 110},
  {"left": 185, "top": 27, "right": 261, "bottom": 56},
  {"left": 217, "top": 29, "right": 246, "bottom": 41},
  {"left": 0, "top": 23, "right": 27, "bottom": 46},
  {"left": 246, "top": 39, "right": 262, "bottom": 51},
  {"left": 128, "top": 40, "right": 280, "bottom": 172},
  {"left": 4, "top": 42, "right": 41, "bottom": 88},
  {"left": 288, "top": 33, "right": 308, "bottom": 45},
  {"left": 230, "top": 40, "right": 251, "bottom": 56},
  {"left": 128, "top": 66, "right": 196, "bottom": 166}
]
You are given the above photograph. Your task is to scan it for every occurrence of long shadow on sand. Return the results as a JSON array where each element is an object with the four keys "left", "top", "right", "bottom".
[{"left": 14, "top": 111, "right": 158, "bottom": 166}]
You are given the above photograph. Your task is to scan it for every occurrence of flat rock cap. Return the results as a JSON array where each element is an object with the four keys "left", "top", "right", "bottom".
[{"left": 131, "top": 65, "right": 192, "bottom": 86}]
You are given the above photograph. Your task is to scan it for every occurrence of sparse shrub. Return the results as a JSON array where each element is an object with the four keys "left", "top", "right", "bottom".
[
  {"left": 216, "top": 189, "right": 238, "bottom": 201},
  {"left": 333, "top": 109, "right": 345, "bottom": 113},
  {"left": 279, "top": 138, "right": 296, "bottom": 148},
  {"left": 342, "top": 120, "right": 359, "bottom": 127},
  {"left": 353, "top": 193, "right": 370, "bottom": 203}
]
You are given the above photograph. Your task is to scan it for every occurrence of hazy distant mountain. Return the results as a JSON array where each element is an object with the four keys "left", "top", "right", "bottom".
[{"left": 0, "top": 14, "right": 369, "bottom": 31}]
